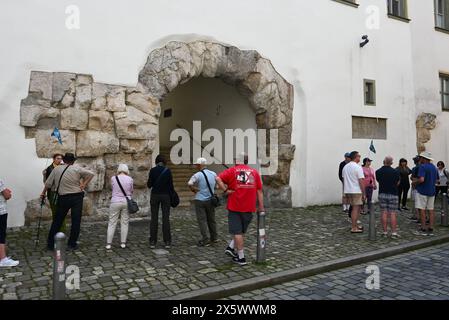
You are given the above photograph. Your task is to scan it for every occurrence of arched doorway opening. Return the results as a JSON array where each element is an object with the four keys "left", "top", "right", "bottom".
[{"left": 158, "top": 76, "right": 257, "bottom": 205}]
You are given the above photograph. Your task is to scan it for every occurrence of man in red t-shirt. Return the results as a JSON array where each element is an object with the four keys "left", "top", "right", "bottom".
[{"left": 216, "top": 153, "right": 264, "bottom": 266}]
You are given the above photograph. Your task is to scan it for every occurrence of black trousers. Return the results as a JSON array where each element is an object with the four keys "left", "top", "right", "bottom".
[
  {"left": 398, "top": 184, "right": 410, "bottom": 208},
  {"left": 47, "top": 192, "right": 84, "bottom": 248},
  {"left": 436, "top": 185, "right": 448, "bottom": 197},
  {"left": 150, "top": 193, "right": 171, "bottom": 243}
]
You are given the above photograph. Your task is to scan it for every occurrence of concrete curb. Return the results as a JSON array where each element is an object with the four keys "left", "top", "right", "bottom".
[{"left": 167, "top": 234, "right": 449, "bottom": 300}]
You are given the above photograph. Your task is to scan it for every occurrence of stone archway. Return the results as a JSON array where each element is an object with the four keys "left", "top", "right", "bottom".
[
  {"left": 137, "top": 41, "right": 295, "bottom": 207},
  {"left": 20, "top": 41, "right": 295, "bottom": 222}
]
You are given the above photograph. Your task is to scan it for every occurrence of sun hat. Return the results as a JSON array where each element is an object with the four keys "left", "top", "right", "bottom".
[
  {"left": 62, "top": 152, "right": 77, "bottom": 163},
  {"left": 419, "top": 151, "right": 434, "bottom": 161}
]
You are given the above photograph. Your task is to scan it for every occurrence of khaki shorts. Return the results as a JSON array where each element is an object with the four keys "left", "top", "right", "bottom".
[
  {"left": 345, "top": 193, "right": 363, "bottom": 206},
  {"left": 415, "top": 193, "right": 435, "bottom": 210}
]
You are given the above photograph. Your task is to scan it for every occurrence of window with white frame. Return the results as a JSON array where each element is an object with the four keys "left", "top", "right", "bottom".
[
  {"left": 387, "top": 0, "right": 408, "bottom": 19},
  {"left": 441, "top": 74, "right": 449, "bottom": 111},
  {"left": 435, "top": 0, "right": 449, "bottom": 30}
]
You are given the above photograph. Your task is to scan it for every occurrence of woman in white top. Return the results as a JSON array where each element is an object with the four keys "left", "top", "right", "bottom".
[
  {"left": 436, "top": 161, "right": 449, "bottom": 198},
  {"left": 106, "top": 164, "right": 134, "bottom": 250}
]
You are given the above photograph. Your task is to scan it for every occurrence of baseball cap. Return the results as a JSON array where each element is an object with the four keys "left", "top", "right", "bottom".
[{"left": 194, "top": 157, "right": 207, "bottom": 165}]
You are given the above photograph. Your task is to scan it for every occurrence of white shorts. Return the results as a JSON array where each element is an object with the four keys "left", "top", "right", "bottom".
[{"left": 415, "top": 193, "right": 435, "bottom": 210}]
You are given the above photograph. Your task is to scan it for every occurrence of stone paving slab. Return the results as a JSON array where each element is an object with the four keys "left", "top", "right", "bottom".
[
  {"left": 1, "top": 204, "right": 449, "bottom": 300},
  {"left": 223, "top": 243, "right": 449, "bottom": 300}
]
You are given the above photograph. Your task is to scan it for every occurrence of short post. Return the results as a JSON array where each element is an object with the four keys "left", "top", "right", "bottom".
[
  {"left": 368, "top": 207, "right": 376, "bottom": 241},
  {"left": 53, "top": 232, "right": 66, "bottom": 300},
  {"left": 256, "top": 211, "right": 267, "bottom": 263},
  {"left": 441, "top": 194, "right": 449, "bottom": 227}
]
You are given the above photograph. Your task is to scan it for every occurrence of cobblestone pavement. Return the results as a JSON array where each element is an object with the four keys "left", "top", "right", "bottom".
[
  {"left": 224, "top": 243, "right": 449, "bottom": 300},
  {"left": 1, "top": 203, "right": 448, "bottom": 300}
]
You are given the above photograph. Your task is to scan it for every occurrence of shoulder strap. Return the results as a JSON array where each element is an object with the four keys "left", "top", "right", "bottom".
[
  {"left": 200, "top": 170, "right": 214, "bottom": 196},
  {"left": 56, "top": 165, "right": 71, "bottom": 195},
  {"left": 153, "top": 167, "right": 168, "bottom": 188},
  {"left": 115, "top": 175, "right": 129, "bottom": 198}
]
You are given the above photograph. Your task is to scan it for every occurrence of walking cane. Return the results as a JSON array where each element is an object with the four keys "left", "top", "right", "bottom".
[{"left": 35, "top": 197, "right": 45, "bottom": 248}]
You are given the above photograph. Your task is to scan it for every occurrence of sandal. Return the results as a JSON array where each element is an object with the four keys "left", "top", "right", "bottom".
[{"left": 351, "top": 229, "right": 363, "bottom": 233}]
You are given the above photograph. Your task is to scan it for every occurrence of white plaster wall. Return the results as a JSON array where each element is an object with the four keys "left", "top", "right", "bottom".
[
  {"left": 409, "top": 0, "right": 449, "bottom": 165},
  {"left": 0, "top": 0, "right": 442, "bottom": 226},
  {"left": 290, "top": 0, "right": 417, "bottom": 205}
]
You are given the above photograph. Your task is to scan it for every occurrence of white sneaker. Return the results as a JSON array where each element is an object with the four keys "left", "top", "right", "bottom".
[
  {"left": 105, "top": 244, "right": 112, "bottom": 250},
  {"left": 0, "top": 257, "right": 19, "bottom": 267},
  {"left": 120, "top": 243, "right": 126, "bottom": 249},
  {"left": 391, "top": 233, "right": 400, "bottom": 239}
]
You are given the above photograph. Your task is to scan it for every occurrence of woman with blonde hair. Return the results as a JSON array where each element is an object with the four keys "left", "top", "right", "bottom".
[{"left": 106, "top": 164, "right": 134, "bottom": 250}]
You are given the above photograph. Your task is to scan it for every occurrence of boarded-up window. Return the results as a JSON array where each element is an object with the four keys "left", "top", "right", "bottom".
[{"left": 352, "top": 116, "right": 387, "bottom": 140}]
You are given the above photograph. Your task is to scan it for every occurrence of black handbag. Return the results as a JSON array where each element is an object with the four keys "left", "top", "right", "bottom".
[
  {"left": 115, "top": 176, "right": 139, "bottom": 214},
  {"left": 154, "top": 167, "right": 179, "bottom": 208},
  {"left": 200, "top": 170, "right": 220, "bottom": 208},
  {"left": 170, "top": 189, "right": 180, "bottom": 208}
]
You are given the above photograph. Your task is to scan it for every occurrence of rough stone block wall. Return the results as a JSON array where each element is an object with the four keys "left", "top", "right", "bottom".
[{"left": 21, "top": 71, "right": 160, "bottom": 224}]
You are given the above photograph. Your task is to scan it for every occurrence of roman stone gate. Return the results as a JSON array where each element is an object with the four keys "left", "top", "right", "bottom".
[{"left": 20, "top": 41, "right": 295, "bottom": 222}]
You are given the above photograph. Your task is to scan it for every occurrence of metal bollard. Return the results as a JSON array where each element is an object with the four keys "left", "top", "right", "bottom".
[
  {"left": 441, "top": 194, "right": 449, "bottom": 227},
  {"left": 53, "top": 232, "right": 66, "bottom": 300},
  {"left": 256, "top": 211, "right": 267, "bottom": 263},
  {"left": 368, "top": 204, "right": 376, "bottom": 241}
]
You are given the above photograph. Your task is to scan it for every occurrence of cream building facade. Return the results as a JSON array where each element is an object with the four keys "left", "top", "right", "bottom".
[{"left": 0, "top": 0, "right": 448, "bottom": 226}]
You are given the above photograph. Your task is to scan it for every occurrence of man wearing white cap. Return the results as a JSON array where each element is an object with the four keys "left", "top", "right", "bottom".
[
  {"left": 413, "top": 151, "right": 439, "bottom": 236},
  {"left": 188, "top": 158, "right": 218, "bottom": 247}
]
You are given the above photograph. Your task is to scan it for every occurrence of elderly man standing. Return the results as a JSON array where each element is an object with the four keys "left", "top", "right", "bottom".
[
  {"left": 376, "top": 156, "right": 401, "bottom": 238},
  {"left": 216, "top": 153, "right": 264, "bottom": 266},
  {"left": 413, "top": 152, "right": 439, "bottom": 236},
  {"left": 342, "top": 151, "right": 365, "bottom": 233},
  {"left": 188, "top": 158, "right": 218, "bottom": 247},
  {"left": 41, "top": 153, "right": 94, "bottom": 251},
  {"left": 339, "top": 152, "right": 352, "bottom": 213}
]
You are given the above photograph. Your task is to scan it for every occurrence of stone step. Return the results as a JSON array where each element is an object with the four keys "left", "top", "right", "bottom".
[
  {"left": 168, "top": 167, "right": 195, "bottom": 172},
  {"left": 176, "top": 191, "right": 194, "bottom": 197}
]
